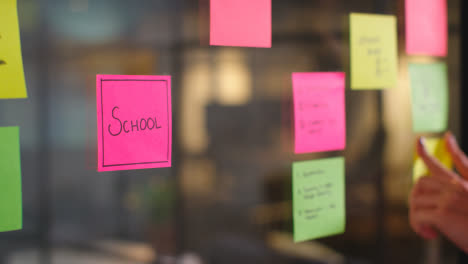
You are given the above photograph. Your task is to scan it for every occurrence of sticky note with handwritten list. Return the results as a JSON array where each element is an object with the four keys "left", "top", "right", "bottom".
[
  {"left": 96, "top": 75, "right": 172, "bottom": 172},
  {"left": 413, "top": 137, "right": 452, "bottom": 182},
  {"left": 350, "top": 13, "right": 398, "bottom": 89},
  {"left": 409, "top": 63, "right": 448, "bottom": 133},
  {"left": 210, "top": 0, "right": 271, "bottom": 48},
  {"left": 0, "top": 126, "right": 23, "bottom": 232},
  {"left": 0, "top": 0, "right": 27, "bottom": 99},
  {"left": 406, "top": 0, "right": 447, "bottom": 57},
  {"left": 293, "top": 157, "right": 346, "bottom": 242},
  {"left": 292, "top": 72, "right": 346, "bottom": 154}
]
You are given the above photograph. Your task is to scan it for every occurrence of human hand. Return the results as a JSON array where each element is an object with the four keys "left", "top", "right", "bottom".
[{"left": 409, "top": 132, "right": 468, "bottom": 253}]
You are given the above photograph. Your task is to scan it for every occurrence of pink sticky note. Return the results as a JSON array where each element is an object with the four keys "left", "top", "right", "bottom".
[
  {"left": 210, "top": 0, "right": 271, "bottom": 48},
  {"left": 292, "top": 72, "right": 346, "bottom": 154},
  {"left": 405, "top": 0, "right": 447, "bottom": 57},
  {"left": 96, "top": 75, "right": 172, "bottom": 172}
]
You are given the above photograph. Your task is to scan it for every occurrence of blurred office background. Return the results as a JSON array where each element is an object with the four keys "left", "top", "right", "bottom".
[{"left": 0, "top": 0, "right": 462, "bottom": 263}]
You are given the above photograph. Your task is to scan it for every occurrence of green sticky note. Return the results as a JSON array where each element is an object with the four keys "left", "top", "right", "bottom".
[
  {"left": 0, "top": 127, "right": 22, "bottom": 232},
  {"left": 293, "top": 157, "right": 345, "bottom": 242},
  {"left": 0, "top": 0, "right": 28, "bottom": 99},
  {"left": 409, "top": 63, "right": 448, "bottom": 133},
  {"left": 350, "top": 13, "right": 398, "bottom": 89}
]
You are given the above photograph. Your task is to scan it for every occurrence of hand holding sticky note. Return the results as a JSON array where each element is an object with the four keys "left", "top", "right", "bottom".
[
  {"left": 0, "top": 0, "right": 27, "bottom": 99},
  {"left": 292, "top": 72, "right": 346, "bottom": 154},
  {"left": 293, "top": 157, "right": 345, "bottom": 242},
  {"left": 0, "top": 127, "right": 23, "bottom": 232},
  {"left": 350, "top": 13, "right": 398, "bottom": 89},
  {"left": 413, "top": 137, "right": 453, "bottom": 182},
  {"left": 96, "top": 75, "right": 172, "bottom": 172},
  {"left": 409, "top": 63, "right": 448, "bottom": 133}
]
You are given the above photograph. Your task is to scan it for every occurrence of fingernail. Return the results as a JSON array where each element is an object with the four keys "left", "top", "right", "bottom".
[
  {"left": 448, "top": 132, "right": 457, "bottom": 145},
  {"left": 419, "top": 137, "right": 427, "bottom": 152}
]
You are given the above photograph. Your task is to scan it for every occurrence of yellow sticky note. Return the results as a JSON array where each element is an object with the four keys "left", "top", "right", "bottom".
[
  {"left": 413, "top": 138, "right": 453, "bottom": 182},
  {"left": 350, "top": 13, "right": 398, "bottom": 90},
  {"left": 0, "top": 0, "right": 28, "bottom": 99}
]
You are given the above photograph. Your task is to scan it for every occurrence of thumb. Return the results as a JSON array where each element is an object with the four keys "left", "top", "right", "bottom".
[{"left": 445, "top": 132, "right": 468, "bottom": 180}]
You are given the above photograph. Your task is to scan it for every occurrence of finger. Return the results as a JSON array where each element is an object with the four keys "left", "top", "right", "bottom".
[
  {"left": 409, "top": 203, "right": 423, "bottom": 237},
  {"left": 409, "top": 182, "right": 420, "bottom": 205},
  {"left": 445, "top": 132, "right": 468, "bottom": 179},
  {"left": 409, "top": 185, "right": 419, "bottom": 224},
  {"left": 439, "top": 180, "right": 468, "bottom": 216},
  {"left": 419, "top": 225, "right": 438, "bottom": 240},
  {"left": 409, "top": 218, "right": 434, "bottom": 240},
  {"left": 413, "top": 207, "right": 440, "bottom": 228},
  {"left": 415, "top": 177, "right": 468, "bottom": 213},
  {"left": 417, "top": 137, "right": 455, "bottom": 180},
  {"left": 413, "top": 193, "right": 439, "bottom": 210},
  {"left": 408, "top": 199, "right": 438, "bottom": 240},
  {"left": 412, "top": 180, "right": 441, "bottom": 210},
  {"left": 417, "top": 176, "right": 443, "bottom": 194}
]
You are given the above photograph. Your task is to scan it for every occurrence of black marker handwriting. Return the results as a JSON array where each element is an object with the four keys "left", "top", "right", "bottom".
[{"left": 108, "top": 106, "right": 162, "bottom": 136}]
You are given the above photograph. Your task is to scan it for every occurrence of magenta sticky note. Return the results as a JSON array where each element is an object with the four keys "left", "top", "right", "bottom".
[
  {"left": 96, "top": 75, "right": 172, "bottom": 172},
  {"left": 292, "top": 72, "right": 346, "bottom": 154},
  {"left": 210, "top": 0, "right": 271, "bottom": 48},
  {"left": 405, "top": 0, "right": 447, "bottom": 57}
]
